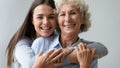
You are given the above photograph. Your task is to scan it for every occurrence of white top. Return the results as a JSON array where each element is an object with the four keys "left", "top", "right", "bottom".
[{"left": 14, "top": 37, "right": 34, "bottom": 68}]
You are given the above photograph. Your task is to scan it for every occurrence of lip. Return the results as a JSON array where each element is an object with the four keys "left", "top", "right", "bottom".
[
  {"left": 64, "top": 24, "right": 75, "bottom": 28},
  {"left": 40, "top": 27, "right": 52, "bottom": 30}
]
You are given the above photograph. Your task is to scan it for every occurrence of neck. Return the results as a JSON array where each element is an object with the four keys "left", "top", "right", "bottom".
[{"left": 60, "top": 33, "right": 78, "bottom": 48}]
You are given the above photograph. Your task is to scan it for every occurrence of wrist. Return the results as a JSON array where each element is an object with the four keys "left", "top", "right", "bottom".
[
  {"left": 62, "top": 48, "right": 70, "bottom": 56},
  {"left": 80, "top": 65, "right": 90, "bottom": 68},
  {"left": 66, "top": 46, "right": 74, "bottom": 55},
  {"left": 32, "top": 64, "right": 43, "bottom": 68},
  {"left": 80, "top": 64, "right": 90, "bottom": 68}
]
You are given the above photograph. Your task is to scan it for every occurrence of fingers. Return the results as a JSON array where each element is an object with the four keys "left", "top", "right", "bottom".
[
  {"left": 51, "top": 51, "right": 65, "bottom": 63},
  {"left": 77, "top": 43, "right": 90, "bottom": 54},
  {"left": 53, "top": 62, "right": 63, "bottom": 68},
  {"left": 76, "top": 43, "right": 94, "bottom": 59},
  {"left": 38, "top": 50, "right": 43, "bottom": 56},
  {"left": 45, "top": 49, "right": 55, "bottom": 58},
  {"left": 91, "top": 48, "right": 96, "bottom": 54},
  {"left": 77, "top": 43, "right": 92, "bottom": 53},
  {"left": 76, "top": 43, "right": 97, "bottom": 59},
  {"left": 48, "top": 49, "right": 62, "bottom": 59},
  {"left": 91, "top": 48, "right": 99, "bottom": 58},
  {"left": 47, "top": 49, "right": 55, "bottom": 55},
  {"left": 42, "top": 49, "right": 55, "bottom": 63},
  {"left": 46, "top": 49, "right": 63, "bottom": 63},
  {"left": 76, "top": 43, "right": 95, "bottom": 66},
  {"left": 60, "top": 53, "right": 65, "bottom": 62}
]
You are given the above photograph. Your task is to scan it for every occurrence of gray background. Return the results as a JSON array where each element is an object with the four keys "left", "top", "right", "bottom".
[{"left": 0, "top": 0, "right": 120, "bottom": 68}]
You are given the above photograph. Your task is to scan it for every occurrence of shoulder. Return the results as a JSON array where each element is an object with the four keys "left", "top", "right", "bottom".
[
  {"left": 14, "top": 37, "right": 33, "bottom": 55},
  {"left": 80, "top": 38, "right": 94, "bottom": 44},
  {"left": 80, "top": 38, "right": 105, "bottom": 46},
  {"left": 14, "top": 37, "right": 34, "bottom": 62},
  {"left": 16, "top": 37, "right": 33, "bottom": 47},
  {"left": 31, "top": 33, "right": 58, "bottom": 54},
  {"left": 33, "top": 32, "right": 58, "bottom": 44}
]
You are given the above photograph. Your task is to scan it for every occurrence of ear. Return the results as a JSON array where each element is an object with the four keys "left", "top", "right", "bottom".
[
  {"left": 79, "top": 13, "right": 84, "bottom": 24},
  {"left": 80, "top": 17, "right": 84, "bottom": 25}
]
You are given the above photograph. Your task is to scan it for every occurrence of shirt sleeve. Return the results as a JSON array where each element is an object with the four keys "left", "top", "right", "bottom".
[
  {"left": 31, "top": 37, "right": 44, "bottom": 55},
  {"left": 90, "top": 58, "right": 98, "bottom": 68},
  {"left": 61, "top": 56, "right": 71, "bottom": 66},
  {"left": 60, "top": 46, "right": 74, "bottom": 66},
  {"left": 88, "top": 42, "right": 108, "bottom": 59},
  {"left": 14, "top": 42, "right": 35, "bottom": 68},
  {"left": 81, "top": 39, "right": 108, "bottom": 59}
]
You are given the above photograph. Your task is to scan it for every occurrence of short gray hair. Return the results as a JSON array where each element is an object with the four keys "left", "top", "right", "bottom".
[{"left": 54, "top": 0, "right": 91, "bottom": 32}]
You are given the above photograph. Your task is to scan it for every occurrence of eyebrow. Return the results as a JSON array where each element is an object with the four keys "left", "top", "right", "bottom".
[
  {"left": 36, "top": 14, "right": 55, "bottom": 16},
  {"left": 59, "top": 10, "right": 77, "bottom": 14}
]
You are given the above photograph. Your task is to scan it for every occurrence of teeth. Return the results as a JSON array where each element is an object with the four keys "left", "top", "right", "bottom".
[
  {"left": 40, "top": 27, "right": 51, "bottom": 30},
  {"left": 65, "top": 24, "right": 75, "bottom": 28}
]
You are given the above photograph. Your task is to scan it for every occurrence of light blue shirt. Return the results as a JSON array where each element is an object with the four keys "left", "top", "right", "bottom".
[
  {"left": 14, "top": 37, "right": 34, "bottom": 68},
  {"left": 31, "top": 33, "right": 108, "bottom": 68}
]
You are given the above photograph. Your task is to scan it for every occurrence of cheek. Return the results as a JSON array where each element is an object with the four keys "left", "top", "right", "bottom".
[
  {"left": 58, "top": 21, "right": 62, "bottom": 28},
  {"left": 52, "top": 22, "right": 57, "bottom": 28},
  {"left": 50, "top": 20, "right": 57, "bottom": 27},
  {"left": 32, "top": 17, "right": 38, "bottom": 25},
  {"left": 58, "top": 17, "right": 63, "bottom": 25},
  {"left": 33, "top": 22, "right": 41, "bottom": 30},
  {"left": 33, "top": 21, "right": 39, "bottom": 27}
]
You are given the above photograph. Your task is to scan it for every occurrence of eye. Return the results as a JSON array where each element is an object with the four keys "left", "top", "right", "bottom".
[
  {"left": 37, "top": 16, "right": 43, "bottom": 19},
  {"left": 59, "top": 13, "right": 65, "bottom": 16},
  {"left": 48, "top": 15, "right": 55, "bottom": 19},
  {"left": 70, "top": 12, "right": 76, "bottom": 15}
]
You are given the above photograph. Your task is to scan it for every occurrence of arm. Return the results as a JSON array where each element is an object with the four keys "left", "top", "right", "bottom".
[
  {"left": 32, "top": 49, "right": 64, "bottom": 68},
  {"left": 14, "top": 43, "right": 35, "bottom": 68},
  {"left": 69, "top": 41, "right": 108, "bottom": 63},
  {"left": 75, "top": 43, "right": 97, "bottom": 68},
  {"left": 31, "top": 38, "right": 66, "bottom": 68},
  {"left": 88, "top": 42, "right": 108, "bottom": 58}
]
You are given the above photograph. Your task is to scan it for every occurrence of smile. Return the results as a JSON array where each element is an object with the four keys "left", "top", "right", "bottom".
[
  {"left": 40, "top": 27, "right": 52, "bottom": 30},
  {"left": 64, "top": 24, "right": 75, "bottom": 28}
]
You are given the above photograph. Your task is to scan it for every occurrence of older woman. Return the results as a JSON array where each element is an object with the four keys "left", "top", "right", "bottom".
[
  {"left": 55, "top": 0, "right": 108, "bottom": 67},
  {"left": 32, "top": 0, "right": 108, "bottom": 68}
]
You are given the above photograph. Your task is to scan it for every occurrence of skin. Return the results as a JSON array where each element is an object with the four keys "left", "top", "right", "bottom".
[
  {"left": 32, "top": 4, "right": 64, "bottom": 68},
  {"left": 32, "top": 3, "right": 97, "bottom": 68},
  {"left": 58, "top": 3, "right": 95, "bottom": 68},
  {"left": 32, "top": 4, "right": 79, "bottom": 68},
  {"left": 32, "top": 49, "right": 65, "bottom": 68},
  {"left": 58, "top": 4, "right": 84, "bottom": 36},
  {"left": 75, "top": 43, "right": 96, "bottom": 68},
  {"left": 32, "top": 4, "right": 56, "bottom": 37},
  {"left": 58, "top": 3, "right": 84, "bottom": 48}
]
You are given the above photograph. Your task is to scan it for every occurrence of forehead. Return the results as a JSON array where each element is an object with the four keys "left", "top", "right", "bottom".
[
  {"left": 33, "top": 4, "right": 55, "bottom": 15},
  {"left": 59, "top": 3, "right": 78, "bottom": 12}
]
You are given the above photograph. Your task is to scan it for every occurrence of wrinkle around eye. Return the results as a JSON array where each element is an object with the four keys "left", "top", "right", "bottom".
[
  {"left": 59, "top": 13, "right": 65, "bottom": 17},
  {"left": 36, "top": 16, "right": 43, "bottom": 19},
  {"left": 70, "top": 12, "right": 76, "bottom": 15},
  {"left": 48, "top": 16, "right": 55, "bottom": 19}
]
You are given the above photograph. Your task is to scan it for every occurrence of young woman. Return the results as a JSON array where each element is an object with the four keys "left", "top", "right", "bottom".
[{"left": 6, "top": 0, "right": 64, "bottom": 68}]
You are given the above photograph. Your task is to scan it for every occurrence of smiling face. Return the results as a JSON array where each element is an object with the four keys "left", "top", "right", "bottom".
[
  {"left": 58, "top": 3, "right": 83, "bottom": 35},
  {"left": 32, "top": 4, "right": 56, "bottom": 37}
]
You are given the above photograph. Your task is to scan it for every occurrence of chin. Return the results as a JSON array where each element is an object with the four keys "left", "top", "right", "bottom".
[
  {"left": 65, "top": 30, "right": 75, "bottom": 33},
  {"left": 42, "top": 33, "right": 53, "bottom": 37}
]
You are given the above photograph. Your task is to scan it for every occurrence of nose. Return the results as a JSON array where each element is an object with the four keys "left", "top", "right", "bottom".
[
  {"left": 65, "top": 14, "right": 70, "bottom": 23},
  {"left": 43, "top": 17, "right": 49, "bottom": 25}
]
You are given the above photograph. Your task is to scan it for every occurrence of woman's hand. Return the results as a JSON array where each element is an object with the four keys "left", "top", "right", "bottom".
[
  {"left": 75, "top": 43, "right": 96, "bottom": 68},
  {"left": 32, "top": 49, "right": 65, "bottom": 68}
]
